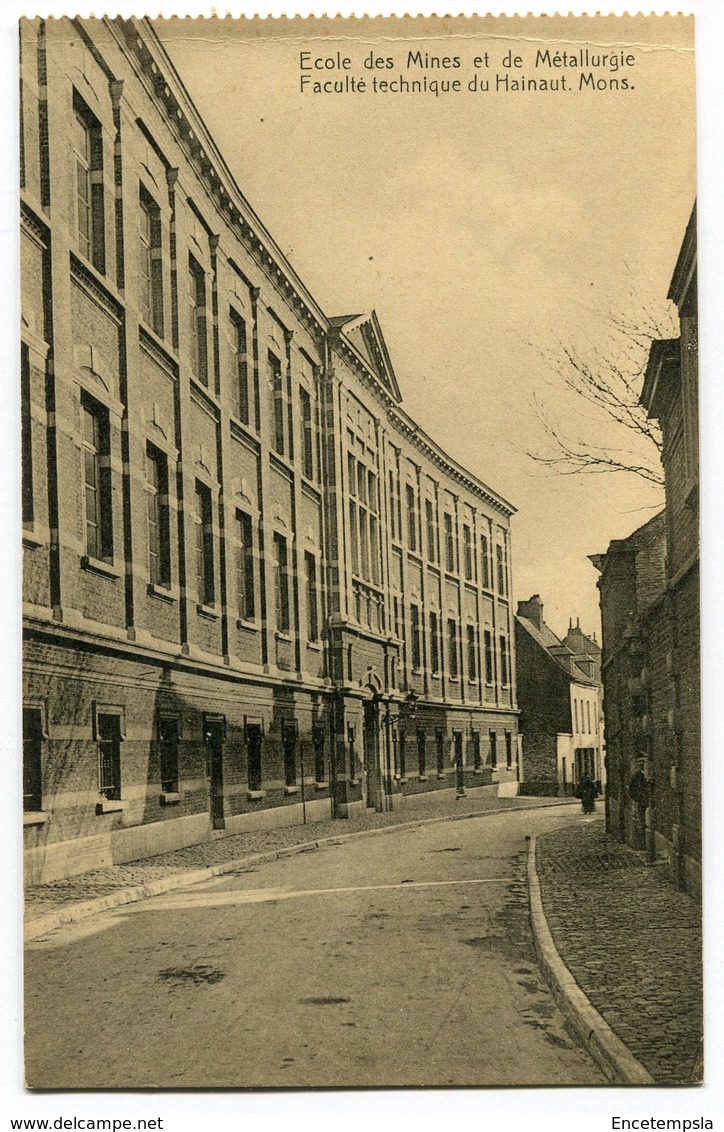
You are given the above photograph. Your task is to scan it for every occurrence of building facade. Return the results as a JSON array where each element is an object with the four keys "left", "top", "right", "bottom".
[
  {"left": 591, "top": 204, "right": 699, "bottom": 897},
  {"left": 21, "top": 17, "right": 518, "bottom": 883},
  {"left": 515, "top": 596, "right": 602, "bottom": 796}
]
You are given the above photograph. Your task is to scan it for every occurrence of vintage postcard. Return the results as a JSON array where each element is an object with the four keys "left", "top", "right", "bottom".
[{"left": 20, "top": 12, "right": 699, "bottom": 1091}]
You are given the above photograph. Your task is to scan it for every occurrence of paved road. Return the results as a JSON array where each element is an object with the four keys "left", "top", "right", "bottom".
[{"left": 25, "top": 806, "right": 604, "bottom": 1089}]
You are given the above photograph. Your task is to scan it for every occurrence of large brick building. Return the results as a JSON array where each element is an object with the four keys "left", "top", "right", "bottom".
[
  {"left": 20, "top": 17, "right": 518, "bottom": 883},
  {"left": 592, "top": 205, "right": 699, "bottom": 897}
]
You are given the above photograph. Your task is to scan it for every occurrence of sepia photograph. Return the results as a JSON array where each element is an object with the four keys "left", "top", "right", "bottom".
[{"left": 19, "top": 11, "right": 700, "bottom": 1092}]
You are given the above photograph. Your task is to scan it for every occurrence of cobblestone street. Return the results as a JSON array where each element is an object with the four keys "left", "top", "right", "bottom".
[
  {"left": 536, "top": 817, "right": 703, "bottom": 1085},
  {"left": 25, "top": 792, "right": 567, "bottom": 921}
]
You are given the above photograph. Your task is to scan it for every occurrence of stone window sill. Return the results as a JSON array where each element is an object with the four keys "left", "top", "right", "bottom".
[
  {"left": 160, "top": 791, "right": 181, "bottom": 805},
  {"left": 96, "top": 798, "right": 126, "bottom": 815},
  {"left": 237, "top": 618, "right": 260, "bottom": 632},
  {"left": 315, "top": 781, "right": 329, "bottom": 791},
  {"left": 247, "top": 790, "right": 266, "bottom": 801},
  {"left": 306, "top": 640, "right": 322, "bottom": 652},
  {"left": 23, "top": 811, "right": 48, "bottom": 827},
  {"left": 82, "top": 555, "right": 122, "bottom": 580},
  {"left": 22, "top": 529, "right": 45, "bottom": 550},
  {"left": 148, "top": 582, "right": 176, "bottom": 603},
  {"left": 284, "top": 784, "right": 299, "bottom": 795},
  {"left": 197, "top": 602, "right": 219, "bottom": 620},
  {"left": 418, "top": 774, "right": 428, "bottom": 782},
  {"left": 437, "top": 773, "right": 446, "bottom": 780}
]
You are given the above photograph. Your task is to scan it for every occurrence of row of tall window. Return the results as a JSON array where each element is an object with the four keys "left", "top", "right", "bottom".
[
  {"left": 396, "top": 475, "right": 508, "bottom": 594},
  {"left": 408, "top": 604, "right": 511, "bottom": 687},
  {"left": 23, "top": 706, "right": 327, "bottom": 814},
  {"left": 573, "top": 697, "right": 598, "bottom": 736},
  {"left": 79, "top": 389, "right": 319, "bottom": 635},
  {"left": 392, "top": 727, "right": 514, "bottom": 779},
  {"left": 73, "top": 91, "right": 317, "bottom": 467}
]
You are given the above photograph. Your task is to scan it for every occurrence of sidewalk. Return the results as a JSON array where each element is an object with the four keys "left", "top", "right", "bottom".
[
  {"left": 535, "top": 817, "right": 703, "bottom": 1086},
  {"left": 25, "top": 790, "right": 568, "bottom": 926}
]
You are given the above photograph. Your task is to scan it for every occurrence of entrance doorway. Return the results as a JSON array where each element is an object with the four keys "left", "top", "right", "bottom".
[
  {"left": 204, "top": 716, "right": 225, "bottom": 830},
  {"left": 363, "top": 699, "right": 381, "bottom": 811}
]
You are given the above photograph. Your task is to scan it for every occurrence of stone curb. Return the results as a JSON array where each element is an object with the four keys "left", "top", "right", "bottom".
[
  {"left": 25, "top": 798, "right": 571, "bottom": 943},
  {"left": 526, "top": 832, "right": 655, "bottom": 1086}
]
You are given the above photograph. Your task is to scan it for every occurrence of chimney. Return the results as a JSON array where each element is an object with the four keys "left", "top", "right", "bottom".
[{"left": 517, "top": 594, "right": 544, "bottom": 631}]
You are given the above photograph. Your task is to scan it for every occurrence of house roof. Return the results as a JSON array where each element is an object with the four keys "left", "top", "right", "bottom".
[{"left": 516, "top": 615, "right": 599, "bottom": 687}]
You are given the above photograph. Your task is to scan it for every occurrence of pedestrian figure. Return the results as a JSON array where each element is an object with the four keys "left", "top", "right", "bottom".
[{"left": 579, "top": 774, "right": 597, "bottom": 814}]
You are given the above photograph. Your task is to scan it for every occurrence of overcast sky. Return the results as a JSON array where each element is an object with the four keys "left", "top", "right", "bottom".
[{"left": 156, "top": 14, "right": 695, "bottom": 639}]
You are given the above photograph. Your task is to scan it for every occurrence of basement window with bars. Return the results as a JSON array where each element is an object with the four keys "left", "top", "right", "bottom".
[{"left": 97, "top": 712, "right": 122, "bottom": 801}]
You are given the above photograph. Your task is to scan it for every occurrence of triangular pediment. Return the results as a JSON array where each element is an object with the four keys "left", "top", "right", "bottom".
[{"left": 332, "top": 311, "right": 402, "bottom": 403}]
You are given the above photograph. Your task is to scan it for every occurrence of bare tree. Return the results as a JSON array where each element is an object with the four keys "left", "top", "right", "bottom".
[{"left": 527, "top": 304, "right": 676, "bottom": 488}]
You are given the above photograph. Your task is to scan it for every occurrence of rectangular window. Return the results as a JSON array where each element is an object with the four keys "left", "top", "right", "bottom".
[
  {"left": 74, "top": 96, "right": 105, "bottom": 272},
  {"left": 499, "top": 634, "right": 509, "bottom": 686},
  {"left": 236, "top": 510, "right": 255, "bottom": 621},
  {"left": 146, "top": 444, "right": 171, "bottom": 588},
  {"left": 82, "top": 395, "right": 113, "bottom": 562},
  {"left": 406, "top": 483, "right": 418, "bottom": 552},
  {"left": 139, "top": 187, "right": 164, "bottom": 337},
  {"left": 313, "top": 722, "right": 326, "bottom": 783},
  {"left": 586, "top": 700, "right": 592, "bottom": 734},
  {"left": 489, "top": 730, "right": 497, "bottom": 768},
  {"left": 467, "top": 624, "right": 477, "bottom": 680},
  {"left": 447, "top": 618, "right": 459, "bottom": 679},
  {"left": 505, "top": 730, "right": 513, "bottom": 769},
  {"left": 417, "top": 730, "right": 426, "bottom": 777},
  {"left": 305, "top": 551, "right": 319, "bottom": 642},
  {"left": 574, "top": 699, "right": 579, "bottom": 733},
  {"left": 426, "top": 498, "right": 437, "bottom": 562},
  {"left": 349, "top": 499, "right": 359, "bottom": 575},
  {"left": 484, "top": 630, "right": 494, "bottom": 684},
  {"left": 300, "top": 386, "right": 314, "bottom": 479},
  {"left": 269, "top": 351, "right": 284, "bottom": 455},
  {"left": 274, "top": 532, "right": 290, "bottom": 633},
  {"left": 472, "top": 731, "right": 481, "bottom": 771},
  {"left": 410, "top": 604, "right": 421, "bottom": 670},
  {"left": 97, "top": 713, "right": 121, "bottom": 801},
  {"left": 444, "top": 513, "right": 455, "bottom": 573},
  {"left": 21, "top": 343, "right": 33, "bottom": 528},
  {"left": 23, "top": 707, "right": 43, "bottom": 812},
  {"left": 463, "top": 524, "right": 473, "bottom": 581},
  {"left": 246, "top": 722, "right": 263, "bottom": 792},
  {"left": 158, "top": 715, "right": 179, "bottom": 794},
  {"left": 282, "top": 721, "right": 297, "bottom": 787},
  {"left": 389, "top": 468, "right": 399, "bottom": 540},
  {"left": 481, "top": 533, "right": 491, "bottom": 589},
  {"left": 496, "top": 542, "right": 507, "bottom": 595},
  {"left": 188, "top": 256, "right": 208, "bottom": 385},
  {"left": 230, "top": 311, "right": 249, "bottom": 425},
  {"left": 195, "top": 480, "right": 215, "bottom": 606},
  {"left": 436, "top": 729, "right": 445, "bottom": 775},
  {"left": 429, "top": 611, "right": 440, "bottom": 674}
]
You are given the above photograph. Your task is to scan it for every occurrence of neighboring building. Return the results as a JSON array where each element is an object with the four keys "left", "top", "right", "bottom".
[
  {"left": 590, "top": 513, "right": 667, "bottom": 852},
  {"left": 561, "top": 619, "right": 601, "bottom": 682},
  {"left": 515, "top": 596, "right": 602, "bottom": 796},
  {"left": 20, "top": 17, "right": 518, "bottom": 883},
  {"left": 591, "top": 204, "right": 699, "bottom": 897}
]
